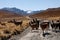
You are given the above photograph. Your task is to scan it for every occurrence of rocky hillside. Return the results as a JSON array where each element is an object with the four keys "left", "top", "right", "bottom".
[
  {"left": 0, "top": 10, "right": 22, "bottom": 18},
  {"left": 1, "top": 7, "right": 28, "bottom": 16},
  {"left": 30, "top": 7, "right": 60, "bottom": 19}
]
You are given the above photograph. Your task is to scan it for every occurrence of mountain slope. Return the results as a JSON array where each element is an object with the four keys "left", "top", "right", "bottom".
[
  {"left": 0, "top": 10, "right": 22, "bottom": 18},
  {"left": 1, "top": 7, "right": 27, "bottom": 15},
  {"left": 1, "top": 7, "right": 44, "bottom": 16},
  {"left": 30, "top": 7, "right": 60, "bottom": 19}
]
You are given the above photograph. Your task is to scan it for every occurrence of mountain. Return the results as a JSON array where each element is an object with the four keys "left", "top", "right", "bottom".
[
  {"left": 1, "top": 7, "right": 44, "bottom": 16},
  {"left": 1, "top": 7, "right": 27, "bottom": 16},
  {"left": 0, "top": 9, "right": 22, "bottom": 18},
  {"left": 28, "top": 10, "right": 43, "bottom": 15},
  {"left": 1, "top": 7, "right": 60, "bottom": 19},
  {"left": 30, "top": 7, "right": 60, "bottom": 19}
]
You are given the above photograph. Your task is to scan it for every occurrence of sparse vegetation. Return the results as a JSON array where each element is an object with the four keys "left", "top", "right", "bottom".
[{"left": 0, "top": 17, "right": 30, "bottom": 40}]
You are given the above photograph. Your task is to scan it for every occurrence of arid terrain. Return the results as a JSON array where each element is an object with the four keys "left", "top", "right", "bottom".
[
  {"left": 30, "top": 7, "right": 60, "bottom": 20},
  {"left": 0, "top": 10, "right": 31, "bottom": 40},
  {"left": 0, "top": 17, "right": 30, "bottom": 40},
  {"left": 0, "top": 7, "right": 60, "bottom": 40}
]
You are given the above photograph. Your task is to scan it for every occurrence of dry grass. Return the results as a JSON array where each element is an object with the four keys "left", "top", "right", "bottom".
[
  {"left": 0, "top": 18, "right": 30, "bottom": 37},
  {"left": 47, "top": 17, "right": 60, "bottom": 20}
]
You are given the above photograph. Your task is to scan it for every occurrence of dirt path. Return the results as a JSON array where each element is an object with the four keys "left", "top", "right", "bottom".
[{"left": 9, "top": 26, "right": 60, "bottom": 40}]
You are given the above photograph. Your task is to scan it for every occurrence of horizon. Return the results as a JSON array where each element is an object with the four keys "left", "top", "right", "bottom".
[{"left": 0, "top": 0, "right": 60, "bottom": 11}]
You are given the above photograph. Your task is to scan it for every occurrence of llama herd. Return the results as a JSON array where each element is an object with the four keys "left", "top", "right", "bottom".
[{"left": 29, "top": 18, "right": 60, "bottom": 37}]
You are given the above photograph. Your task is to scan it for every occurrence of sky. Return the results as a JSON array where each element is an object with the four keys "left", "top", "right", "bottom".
[{"left": 0, "top": 0, "right": 60, "bottom": 11}]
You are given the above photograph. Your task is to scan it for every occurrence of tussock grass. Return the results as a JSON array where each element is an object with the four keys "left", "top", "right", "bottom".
[{"left": 0, "top": 18, "right": 30, "bottom": 37}]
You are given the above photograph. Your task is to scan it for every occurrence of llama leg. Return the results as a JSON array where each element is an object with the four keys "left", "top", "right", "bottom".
[
  {"left": 36, "top": 27, "right": 38, "bottom": 30},
  {"left": 42, "top": 30, "right": 45, "bottom": 37}
]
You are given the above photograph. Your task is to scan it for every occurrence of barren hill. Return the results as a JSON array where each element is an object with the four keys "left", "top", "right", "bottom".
[
  {"left": 0, "top": 10, "right": 23, "bottom": 21},
  {"left": 0, "top": 10, "right": 22, "bottom": 18},
  {"left": 30, "top": 7, "right": 60, "bottom": 20}
]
